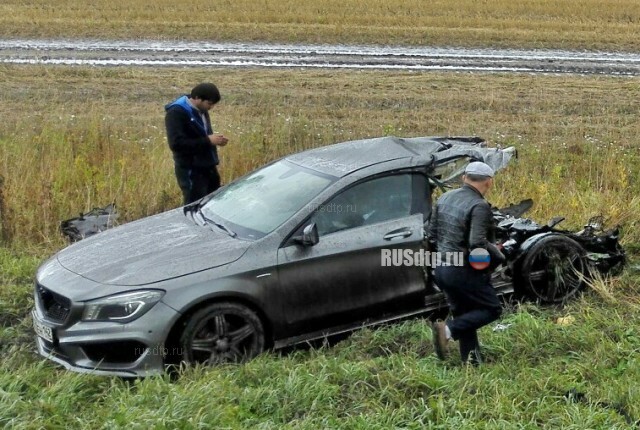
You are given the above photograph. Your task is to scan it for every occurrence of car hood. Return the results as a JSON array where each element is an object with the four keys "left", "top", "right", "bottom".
[{"left": 56, "top": 208, "right": 250, "bottom": 286}]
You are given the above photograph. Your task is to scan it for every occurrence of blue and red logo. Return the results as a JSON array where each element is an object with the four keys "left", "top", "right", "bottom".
[{"left": 469, "top": 248, "right": 490, "bottom": 270}]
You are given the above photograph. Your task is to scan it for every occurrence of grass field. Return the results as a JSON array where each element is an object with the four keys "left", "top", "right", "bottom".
[
  {"left": 2, "top": 3, "right": 640, "bottom": 426},
  {"left": 1, "top": 0, "right": 640, "bottom": 51},
  {"left": 1, "top": 250, "right": 640, "bottom": 428},
  {"left": 2, "top": 65, "right": 640, "bottom": 248},
  {"left": 1, "top": 64, "right": 640, "bottom": 427}
]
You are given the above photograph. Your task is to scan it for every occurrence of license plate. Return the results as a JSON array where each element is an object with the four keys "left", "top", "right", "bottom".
[{"left": 33, "top": 314, "right": 54, "bottom": 343}]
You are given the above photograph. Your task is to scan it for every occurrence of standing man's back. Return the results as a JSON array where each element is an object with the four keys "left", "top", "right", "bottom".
[{"left": 165, "top": 83, "right": 229, "bottom": 205}]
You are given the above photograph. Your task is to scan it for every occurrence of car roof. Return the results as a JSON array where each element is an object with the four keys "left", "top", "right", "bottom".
[{"left": 285, "top": 136, "right": 486, "bottom": 177}]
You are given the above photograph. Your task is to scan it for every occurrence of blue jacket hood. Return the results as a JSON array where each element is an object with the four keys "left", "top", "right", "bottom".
[{"left": 165, "top": 95, "right": 207, "bottom": 135}]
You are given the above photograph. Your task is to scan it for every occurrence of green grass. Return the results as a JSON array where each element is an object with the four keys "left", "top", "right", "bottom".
[{"left": 1, "top": 248, "right": 639, "bottom": 428}]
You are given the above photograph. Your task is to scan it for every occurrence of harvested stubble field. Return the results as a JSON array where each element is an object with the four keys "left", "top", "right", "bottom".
[
  {"left": 1, "top": 3, "right": 640, "bottom": 428},
  {"left": 1, "top": 0, "right": 640, "bottom": 51}
]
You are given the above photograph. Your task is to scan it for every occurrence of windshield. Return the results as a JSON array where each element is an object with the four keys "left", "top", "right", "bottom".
[{"left": 201, "top": 160, "right": 335, "bottom": 239}]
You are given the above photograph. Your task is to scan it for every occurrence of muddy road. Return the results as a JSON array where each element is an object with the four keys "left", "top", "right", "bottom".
[{"left": 1, "top": 39, "right": 640, "bottom": 76}]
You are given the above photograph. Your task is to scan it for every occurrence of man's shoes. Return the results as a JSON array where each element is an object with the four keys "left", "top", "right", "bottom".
[
  {"left": 431, "top": 320, "right": 449, "bottom": 360},
  {"left": 463, "top": 348, "right": 483, "bottom": 366}
]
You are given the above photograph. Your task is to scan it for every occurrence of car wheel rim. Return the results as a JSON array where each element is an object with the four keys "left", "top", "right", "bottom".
[
  {"left": 525, "top": 242, "right": 585, "bottom": 303},
  {"left": 188, "top": 312, "right": 258, "bottom": 365}
]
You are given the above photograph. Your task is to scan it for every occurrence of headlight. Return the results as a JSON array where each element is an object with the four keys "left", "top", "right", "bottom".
[{"left": 82, "top": 290, "right": 165, "bottom": 323}]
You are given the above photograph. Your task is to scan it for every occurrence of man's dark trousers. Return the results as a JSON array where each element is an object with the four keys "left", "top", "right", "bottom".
[
  {"left": 434, "top": 264, "right": 502, "bottom": 363},
  {"left": 175, "top": 165, "right": 221, "bottom": 205}
]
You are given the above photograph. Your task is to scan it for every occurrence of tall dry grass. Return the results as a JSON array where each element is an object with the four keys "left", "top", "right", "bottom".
[
  {"left": 1, "top": 0, "right": 640, "bottom": 50},
  {"left": 1, "top": 65, "right": 640, "bottom": 249}
]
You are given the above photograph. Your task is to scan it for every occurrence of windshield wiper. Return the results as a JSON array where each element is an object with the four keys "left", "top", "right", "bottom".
[
  {"left": 197, "top": 208, "right": 237, "bottom": 238},
  {"left": 183, "top": 203, "right": 201, "bottom": 225}
]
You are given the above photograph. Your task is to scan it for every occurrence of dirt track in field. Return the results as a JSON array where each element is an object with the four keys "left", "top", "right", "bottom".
[
  {"left": 1, "top": 39, "right": 640, "bottom": 76},
  {"left": 0, "top": 39, "right": 640, "bottom": 76}
]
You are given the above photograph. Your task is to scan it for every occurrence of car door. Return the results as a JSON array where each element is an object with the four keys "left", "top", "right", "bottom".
[{"left": 276, "top": 173, "right": 429, "bottom": 334}]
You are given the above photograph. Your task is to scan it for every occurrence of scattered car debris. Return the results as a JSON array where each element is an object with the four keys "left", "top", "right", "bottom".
[
  {"left": 59, "top": 204, "right": 118, "bottom": 242},
  {"left": 492, "top": 323, "right": 513, "bottom": 332}
]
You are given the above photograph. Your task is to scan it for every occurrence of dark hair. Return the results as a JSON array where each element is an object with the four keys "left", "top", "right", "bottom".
[{"left": 190, "top": 83, "right": 221, "bottom": 104}]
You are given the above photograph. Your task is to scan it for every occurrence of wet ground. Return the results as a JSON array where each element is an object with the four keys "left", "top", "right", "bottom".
[{"left": 1, "top": 39, "right": 640, "bottom": 76}]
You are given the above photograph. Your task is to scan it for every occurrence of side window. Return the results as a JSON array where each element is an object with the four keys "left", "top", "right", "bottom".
[{"left": 310, "top": 175, "right": 413, "bottom": 236}]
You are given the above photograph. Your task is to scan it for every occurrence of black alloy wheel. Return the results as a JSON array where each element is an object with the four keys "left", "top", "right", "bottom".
[
  {"left": 180, "top": 302, "right": 265, "bottom": 366},
  {"left": 519, "top": 235, "right": 587, "bottom": 303}
]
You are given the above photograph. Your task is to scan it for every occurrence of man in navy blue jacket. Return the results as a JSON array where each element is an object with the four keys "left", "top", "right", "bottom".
[{"left": 165, "top": 83, "right": 229, "bottom": 205}]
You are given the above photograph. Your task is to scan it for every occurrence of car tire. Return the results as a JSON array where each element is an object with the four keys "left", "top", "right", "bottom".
[
  {"left": 518, "top": 235, "right": 587, "bottom": 304},
  {"left": 179, "top": 302, "right": 265, "bottom": 366}
]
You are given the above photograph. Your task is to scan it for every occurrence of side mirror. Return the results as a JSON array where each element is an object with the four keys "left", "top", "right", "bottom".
[{"left": 294, "top": 223, "right": 319, "bottom": 247}]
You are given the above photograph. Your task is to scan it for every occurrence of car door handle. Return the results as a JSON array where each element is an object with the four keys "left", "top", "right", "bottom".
[{"left": 383, "top": 228, "right": 413, "bottom": 240}]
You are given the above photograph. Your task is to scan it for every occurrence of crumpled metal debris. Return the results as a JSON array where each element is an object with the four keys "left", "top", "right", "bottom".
[
  {"left": 60, "top": 203, "right": 118, "bottom": 243},
  {"left": 492, "top": 323, "right": 513, "bottom": 332}
]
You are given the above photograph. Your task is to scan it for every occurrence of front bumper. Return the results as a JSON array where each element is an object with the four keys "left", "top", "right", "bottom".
[{"left": 32, "top": 300, "right": 180, "bottom": 378}]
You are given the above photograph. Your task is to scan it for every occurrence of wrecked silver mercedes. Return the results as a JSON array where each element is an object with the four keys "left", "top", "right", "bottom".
[{"left": 32, "top": 136, "right": 624, "bottom": 376}]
